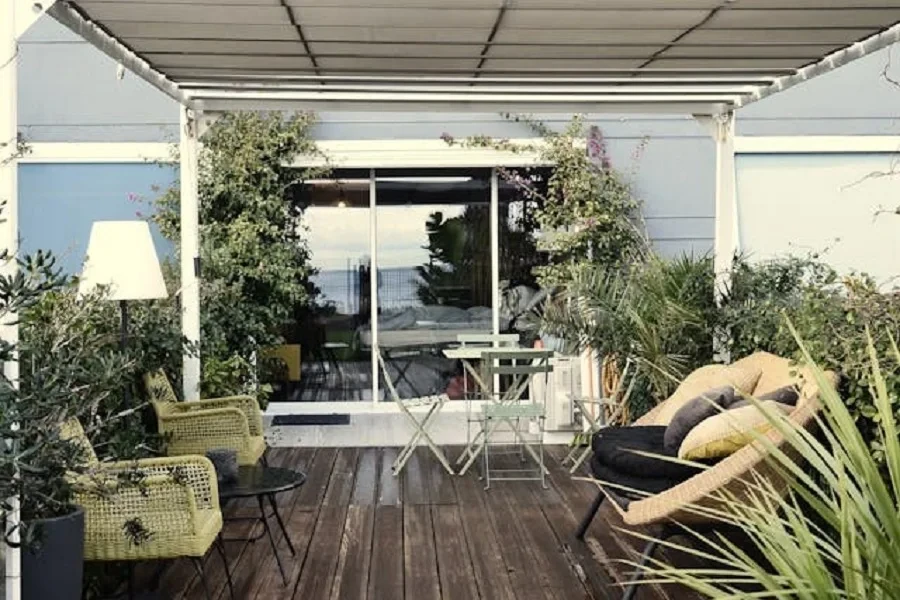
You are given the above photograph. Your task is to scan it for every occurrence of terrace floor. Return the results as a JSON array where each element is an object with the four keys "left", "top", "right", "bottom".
[{"left": 156, "top": 445, "right": 704, "bottom": 600}]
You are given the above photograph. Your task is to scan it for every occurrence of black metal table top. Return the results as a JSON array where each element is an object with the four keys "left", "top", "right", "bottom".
[{"left": 218, "top": 466, "right": 306, "bottom": 500}]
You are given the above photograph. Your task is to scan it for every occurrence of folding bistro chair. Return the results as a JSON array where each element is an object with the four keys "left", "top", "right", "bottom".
[
  {"left": 477, "top": 349, "right": 554, "bottom": 489},
  {"left": 454, "top": 333, "right": 520, "bottom": 466},
  {"left": 564, "top": 357, "right": 637, "bottom": 473},
  {"left": 377, "top": 351, "right": 455, "bottom": 476}
]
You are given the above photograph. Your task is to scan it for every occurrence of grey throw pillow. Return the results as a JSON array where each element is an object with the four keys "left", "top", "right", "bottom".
[
  {"left": 663, "top": 386, "right": 736, "bottom": 452},
  {"left": 730, "top": 385, "right": 801, "bottom": 410}
]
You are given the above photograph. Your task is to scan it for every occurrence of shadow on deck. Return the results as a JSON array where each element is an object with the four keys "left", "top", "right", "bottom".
[{"left": 153, "top": 445, "right": 705, "bottom": 600}]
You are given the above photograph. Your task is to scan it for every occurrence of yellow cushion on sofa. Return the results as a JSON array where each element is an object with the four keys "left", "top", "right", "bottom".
[
  {"left": 653, "top": 363, "right": 763, "bottom": 426},
  {"left": 678, "top": 400, "right": 794, "bottom": 460}
]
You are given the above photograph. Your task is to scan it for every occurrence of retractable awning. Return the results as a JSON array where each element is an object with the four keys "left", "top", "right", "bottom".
[{"left": 47, "top": 0, "right": 900, "bottom": 114}]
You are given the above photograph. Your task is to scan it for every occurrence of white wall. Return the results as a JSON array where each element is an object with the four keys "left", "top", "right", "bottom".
[{"left": 736, "top": 152, "right": 900, "bottom": 288}]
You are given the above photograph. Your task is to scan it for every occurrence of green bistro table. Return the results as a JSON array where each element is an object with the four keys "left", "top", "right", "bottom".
[{"left": 218, "top": 466, "right": 306, "bottom": 585}]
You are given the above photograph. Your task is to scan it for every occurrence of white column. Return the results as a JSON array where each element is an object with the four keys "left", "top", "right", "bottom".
[
  {"left": 697, "top": 112, "right": 737, "bottom": 361},
  {"left": 180, "top": 106, "right": 201, "bottom": 400},
  {"left": 490, "top": 168, "right": 500, "bottom": 337},
  {"left": 712, "top": 112, "right": 737, "bottom": 301},
  {"left": 368, "top": 169, "right": 378, "bottom": 403},
  {"left": 1, "top": 3, "right": 20, "bottom": 598}
]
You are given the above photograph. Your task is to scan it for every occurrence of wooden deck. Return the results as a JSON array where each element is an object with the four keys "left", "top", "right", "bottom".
[{"left": 157, "top": 446, "right": 702, "bottom": 600}]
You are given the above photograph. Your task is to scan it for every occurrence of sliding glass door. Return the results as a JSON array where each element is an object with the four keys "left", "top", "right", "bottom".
[{"left": 277, "top": 166, "right": 547, "bottom": 405}]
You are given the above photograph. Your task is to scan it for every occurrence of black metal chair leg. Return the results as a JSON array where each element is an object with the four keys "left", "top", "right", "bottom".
[
  {"left": 266, "top": 492, "right": 296, "bottom": 555},
  {"left": 258, "top": 495, "right": 289, "bottom": 585},
  {"left": 215, "top": 534, "right": 236, "bottom": 600},
  {"left": 190, "top": 556, "right": 213, "bottom": 600},
  {"left": 126, "top": 561, "right": 135, "bottom": 600},
  {"left": 576, "top": 491, "right": 604, "bottom": 540},
  {"left": 622, "top": 525, "right": 675, "bottom": 600},
  {"left": 621, "top": 538, "right": 660, "bottom": 600}
]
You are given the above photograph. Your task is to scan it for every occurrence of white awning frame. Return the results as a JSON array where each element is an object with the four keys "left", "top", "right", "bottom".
[{"left": 45, "top": 1, "right": 900, "bottom": 116}]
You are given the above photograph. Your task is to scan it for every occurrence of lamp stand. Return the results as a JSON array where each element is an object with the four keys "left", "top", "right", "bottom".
[
  {"left": 119, "top": 299, "right": 129, "bottom": 351},
  {"left": 120, "top": 300, "right": 131, "bottom": 406}
]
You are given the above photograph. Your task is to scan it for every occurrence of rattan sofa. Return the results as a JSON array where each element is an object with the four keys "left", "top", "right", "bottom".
[{"left": 575, "top": 352, "right": 837, "bottom": 599}]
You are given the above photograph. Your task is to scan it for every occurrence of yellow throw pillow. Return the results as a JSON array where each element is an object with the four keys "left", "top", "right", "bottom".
[
  {"left": 678, "top": 400, "right": 794, "bottom": 461},
  {"left": 653, "top": 363, "right": 763, "bottom": 426}
]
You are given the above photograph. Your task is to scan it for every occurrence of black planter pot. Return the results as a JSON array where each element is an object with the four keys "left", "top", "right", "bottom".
[{"left": 22, "top": 506, "right": 84, "bottom": 600}]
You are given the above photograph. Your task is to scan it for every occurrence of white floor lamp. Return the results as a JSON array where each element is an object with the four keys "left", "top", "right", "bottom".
[{"left": 79, "top": 221, "right": 168, "bottom": 404}]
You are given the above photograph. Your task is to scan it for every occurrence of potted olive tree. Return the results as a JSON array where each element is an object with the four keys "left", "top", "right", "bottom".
[{"left": 0, "top": 248, "right": 131, "bottom": 600}]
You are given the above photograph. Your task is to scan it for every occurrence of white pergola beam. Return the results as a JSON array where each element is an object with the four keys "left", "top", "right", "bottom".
[
  {"left": 739, "top": 20, "right": 900, "bottom": 109},
  {"left": 194, "top": 97, "right": 733, "bottom": 115},
  {"left": 47, "top": 1, "right": 194, "bottom": 108},
  {"left": 179, "top": 107, "right": 201, "bottom": 401}
]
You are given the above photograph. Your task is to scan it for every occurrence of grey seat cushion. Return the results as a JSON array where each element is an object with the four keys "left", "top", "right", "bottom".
[
  {"left": 663, "top": 386, "right": 736, "bottom": 452},
  {"left": 730, "top": 384, "right": 800, "bottom": 410}
]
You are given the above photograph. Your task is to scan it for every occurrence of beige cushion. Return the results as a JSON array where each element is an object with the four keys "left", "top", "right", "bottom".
[
  {"left": 652, "top": 363, "right": 763, "bottom": 426},
  {"left": 678, "top": 400, "right": 794, "bottom": 460}
]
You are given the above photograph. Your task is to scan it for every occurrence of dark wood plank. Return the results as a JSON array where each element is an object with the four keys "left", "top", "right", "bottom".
[
  {"left": 329, "top": 505, "right": 376, "bottom": 600},
  {"left": 291, "top": 502, "right": 350, "bottom": 598},
  {"left": 298, "top": 447, "right": 339, "bottom": 507},
  {"left": 376, "top": 447, "right": 401, "bottom": 506},
  {"left": 432, "top": 505, "right": 482, "bottom": 600},
  {"left": 273, "top": 448, "right": 341, "bottom": 599},
  {"left": 350, "top": 447, "right": 379, "bottom": 506},
  {"left": 251, "top": 448, "right": 329, "bottom": 599},
  {"left": 401, "top": 449, "right": 430, "bottom": 505},
  {"left": 324, "top": 447, "right": 361, "bottom": 506},
  {"left": 403, "top": 505, "right": 441, "bottom": 600},
  {"left": 504, "top": 480, "right": 589, "bottom": 600},
  {"left": 367, "top": 506, "right": 404, "bottom": 599},
  {"left": 423, "top": 447, "right": 457, "bottom": 505},
  {"left": 481, "top": 475, "right": 556, "bottom": 600},
  {"left": 544, "top": 446, "right": 671, "bottom": 600},
  {"left": 452, "top": 473, "right": 516, "bottom": 600},
  {"left": 527, "top": 452, "right": 614, "bottom": 600}
]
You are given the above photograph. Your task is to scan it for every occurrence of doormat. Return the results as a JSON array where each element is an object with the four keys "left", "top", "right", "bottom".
[{"left": 271, "top": 414, "right": 351, "bottom": 426}]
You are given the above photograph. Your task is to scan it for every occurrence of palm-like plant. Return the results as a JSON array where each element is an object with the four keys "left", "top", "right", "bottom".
[
  {"left": 531, "top": 254, "right": 716, "bottom": 406},
  {"left": 639, "top": 326, "right": 900, "bottom": 599}
]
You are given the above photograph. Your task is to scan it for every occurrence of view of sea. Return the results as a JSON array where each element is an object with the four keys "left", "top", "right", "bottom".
[{"left": 312, "top": 266, "right": 422, "bottom": 314}]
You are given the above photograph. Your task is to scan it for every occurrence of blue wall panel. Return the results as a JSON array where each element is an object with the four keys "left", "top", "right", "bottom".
[{"left": 18, "top": 163, "right": 177, "bottom": 274}]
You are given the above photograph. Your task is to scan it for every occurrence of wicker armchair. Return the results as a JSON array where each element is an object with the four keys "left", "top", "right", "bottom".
[
  {"left": 144, "top": 370, "right": 267, "bottom": 465},
  {"left": 60, "top": 419, "right": 234, "bottom": 600},
  {"left": 574, "top": 352, "right": 838, "bottom": 600}
]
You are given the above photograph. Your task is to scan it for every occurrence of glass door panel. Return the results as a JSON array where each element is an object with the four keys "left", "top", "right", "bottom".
[{"left": 374, "top": 169, "right": 493, "bottom": 400}]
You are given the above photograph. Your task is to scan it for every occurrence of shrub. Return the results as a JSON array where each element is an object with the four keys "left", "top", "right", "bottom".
[
  {"left": 724, "top": 256, "right": 900, "bottom": 465},
  {"left": 154, "top": 111, "right": 329, "bottom": 397}
]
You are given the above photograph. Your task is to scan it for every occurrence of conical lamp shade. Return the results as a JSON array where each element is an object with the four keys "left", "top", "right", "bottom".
[{"left": 79, "top": 221, "right": 168, "bottom": 300}]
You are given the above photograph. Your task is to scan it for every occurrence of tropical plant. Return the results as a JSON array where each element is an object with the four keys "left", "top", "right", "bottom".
[
  {"left": 533, "top": 253, "right": 717, "bottom": 415},
  {"left": 154, "top": 111, "right": 330, "bottom": 397},
  {"left": 442, "top": 115, "right": 648, "bottom": 290},
  {"left": 640, "top": 327, "right": 900, "bottom": 600}
]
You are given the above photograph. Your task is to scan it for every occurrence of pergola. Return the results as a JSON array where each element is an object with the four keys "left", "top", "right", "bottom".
[{"left": 3, "top": 1, "right": 900, "bottom": 591}]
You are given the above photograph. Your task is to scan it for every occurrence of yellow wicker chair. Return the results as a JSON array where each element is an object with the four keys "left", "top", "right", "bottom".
[
  {"left": 144, "top": 370, "right": 267, "bottom": 466},
  {"left": 60, "top": 419, "right": 234, "bottom": 600}
]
